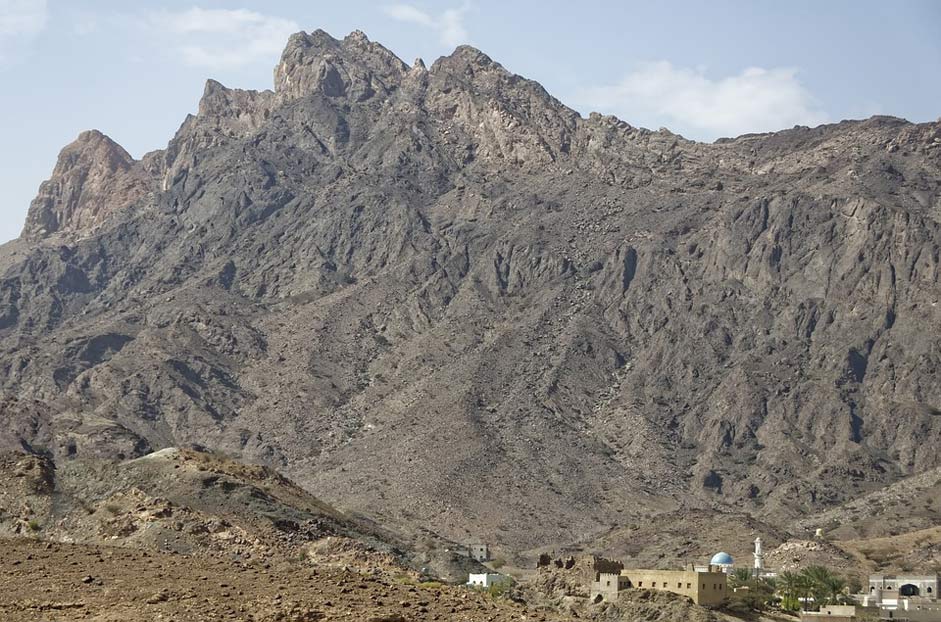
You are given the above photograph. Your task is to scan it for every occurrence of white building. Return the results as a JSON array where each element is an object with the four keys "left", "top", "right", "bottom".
[
  {"left": 467, "top": 573, "right": 511, "bottom": 589},
  {"left": 754, "top": 537, "right": 764, "bottom": 574},
  {"left": 862, "top": 574, "right": 940, "bottom": 611},
  {"left": 709, "top": 552, "right": 734, "bottom": 573},
  {"left": 694, "top": 545, "right": 776, "bottom": 580}
]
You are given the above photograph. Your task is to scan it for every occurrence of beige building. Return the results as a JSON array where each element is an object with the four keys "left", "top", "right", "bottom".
[
  {"left": 590, "top": 566, "right": 728, "bottom": 607},
  {"left": 800, "top": 605, "right": 858, "bottom": 622}
]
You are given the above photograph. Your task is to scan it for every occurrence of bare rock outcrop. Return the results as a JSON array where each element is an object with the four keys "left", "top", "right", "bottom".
[{"left": 22, "top": 130, "right": 155, "bottom": 239}]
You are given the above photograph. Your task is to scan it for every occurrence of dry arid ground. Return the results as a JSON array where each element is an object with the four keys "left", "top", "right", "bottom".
[{"left": 0, "top": 538, "right": 566, "bottom": 622}]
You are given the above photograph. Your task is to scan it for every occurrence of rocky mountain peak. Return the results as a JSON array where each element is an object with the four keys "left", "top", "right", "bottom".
[
  {"left": 434, "top": 44, "right": 499, "bottom": 72},
  {"left": 22, "top": 130, "right": 154, "bottom": 240},
  {"left": 273, "top": 29, "right": 408, "bottom": 102},
  {"left": 5, "top": 27, "right": 941, "bottom": 560}
]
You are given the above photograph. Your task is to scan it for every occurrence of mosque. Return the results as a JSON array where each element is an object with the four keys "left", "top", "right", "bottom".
[
  {"left": 708, "top": 551, "right": 735, "bottom": 572},
  {"left": 695, "top": 538, "right": 773, "bottom": 578},
  {"left": 587, "top": 537, "right": 773, "bottom": 606}
]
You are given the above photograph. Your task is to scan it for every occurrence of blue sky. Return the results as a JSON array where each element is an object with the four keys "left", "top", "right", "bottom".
[{"left": 1, "top": 0, "right": 938, "bottom": 243}]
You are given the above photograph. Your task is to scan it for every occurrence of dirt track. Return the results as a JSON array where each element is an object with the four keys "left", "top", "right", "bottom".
[{"left": 0, "top": 539, "right": 560, "bottom": 621}]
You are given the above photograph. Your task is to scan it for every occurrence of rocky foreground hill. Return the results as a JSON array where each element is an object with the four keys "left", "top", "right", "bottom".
[{"left": 1, "top": 29, "right": 940, "bottom": 562}]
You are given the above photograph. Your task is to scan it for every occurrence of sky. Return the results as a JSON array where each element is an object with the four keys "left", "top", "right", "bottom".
[{"left": 0, "top": 1, "right": 938, "bottom": 243}]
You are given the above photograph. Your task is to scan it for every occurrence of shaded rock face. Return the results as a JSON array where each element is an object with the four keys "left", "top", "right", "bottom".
[{"left": 3, "top": 29, "right": 941, "bottom": 552}]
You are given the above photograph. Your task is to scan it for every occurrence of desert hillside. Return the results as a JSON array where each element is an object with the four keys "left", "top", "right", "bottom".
[{"left": 1, "top": 28, "right": 939, "bottom": 562}]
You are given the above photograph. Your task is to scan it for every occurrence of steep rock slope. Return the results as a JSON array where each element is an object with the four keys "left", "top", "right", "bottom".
[{"left": 1, "top": 29, "right": 941, "bottom": 553}]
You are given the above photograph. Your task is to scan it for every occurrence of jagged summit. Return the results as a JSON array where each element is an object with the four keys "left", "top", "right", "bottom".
[
  {"left": 5, "top": 28, "right": 941, "bottom": 557},
  {"left": 21, "top": 129, "right": 153, "bottom": 240},
  {"left": 274, "top": 29, "right": 408, "bottom": 101},
  {"left": 23, "top": 29, "right": 935, "bottom": 244}
]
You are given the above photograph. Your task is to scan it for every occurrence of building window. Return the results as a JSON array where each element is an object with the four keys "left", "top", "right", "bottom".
[
  {"left": 606, "top": 581, "right": 611, "bottom": 587},
  {"left": 929, "top": 588, "right": 934, "bottom": 594},
  {"left": 678, "top": 583, "right": 682, "bottom": 588},
  {"left": 638, "top": 582, "right": 643, "bottom": 587},
  {"left": 687, "top": 583, "right": 691, "bottom": 589},
  {"left": 703, "top": 584, "right": 706, "bottom": 590}
]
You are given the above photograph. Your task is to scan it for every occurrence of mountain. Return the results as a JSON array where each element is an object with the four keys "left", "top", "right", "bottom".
[{"left": 2, "top": 28, "right": 940, "bottom": 560}]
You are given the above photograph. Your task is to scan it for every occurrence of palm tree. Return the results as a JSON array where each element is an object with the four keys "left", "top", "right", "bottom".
[
  {"left": 759, "top": 576, "right": 777, "bottom": 593},
  {"left": 801, "top": 565, "right": 841, "bottom": 608},
  {"left": 794, "top": 572, "right": 814, "bottom": 611},
  {"left": 777, "top": 571, "right": 800, "bottom": 611},
  {"left": 731, "top": 567, "right": 754, "bottom": 588},
  {"left": 823, "top": 575, "right": 847, "bottom": 605}
]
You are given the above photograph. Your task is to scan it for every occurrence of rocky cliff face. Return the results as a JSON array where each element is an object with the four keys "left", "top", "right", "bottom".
[
  {"left": 2, "top": 29, "right": 941, "bottom": 553},
  {"left": 21, "top": 130, "right": 156, "bottom": 240}
]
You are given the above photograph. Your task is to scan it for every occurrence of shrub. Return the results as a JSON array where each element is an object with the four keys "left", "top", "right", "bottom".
[
  {"left": 780, "top": 595, "right": 802, "bottom": 611},
  {"left": 27, "top": 519, "right": 41, "bottom": 532},
  {"left": 486, "top": 580, "right": 513, "bottom": 600}
]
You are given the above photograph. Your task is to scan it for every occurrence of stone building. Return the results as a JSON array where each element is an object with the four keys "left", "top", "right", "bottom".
[
  {"left": 590, "top": 572, "right": 632, "bottom": 602},
  {"left": 589, "top": 566, "right": 728, "bottom": 607},
  {"left": 468, "top": 543, "right": 490, "bottom": 562},
  {"left": 859, "top": 574, "right": 941, "bottom": 620},
  {"left": 869, "top": 574, "right": 940, "bottom": 601}
]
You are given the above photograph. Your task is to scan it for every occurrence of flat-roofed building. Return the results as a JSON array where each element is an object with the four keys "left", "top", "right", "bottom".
[
  {"left": 467, "top": 573, "right": 510, "bottom": 589},
  {"left": 800, "top": 605, "right": 858, "bottom": 621},
  {"left": 869, "top": 574, "right": 940, "bottom": 601},
  {"left": 590, "top": 566, "right": 728, "bottom": 607}
]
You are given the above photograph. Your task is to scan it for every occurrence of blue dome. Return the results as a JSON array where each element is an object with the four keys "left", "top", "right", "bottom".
[{"left": 710, "top": 552, "right": 734, "bottom": 565}]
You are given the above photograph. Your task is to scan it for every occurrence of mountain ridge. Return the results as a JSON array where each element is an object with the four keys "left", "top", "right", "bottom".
[{"left": 2, "top": 28, "right": 941, "bottom": 560}]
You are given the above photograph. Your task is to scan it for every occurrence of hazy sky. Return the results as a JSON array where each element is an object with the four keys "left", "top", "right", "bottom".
[{"left": 1, "top": 0, "right": 939, "bottom": 243}]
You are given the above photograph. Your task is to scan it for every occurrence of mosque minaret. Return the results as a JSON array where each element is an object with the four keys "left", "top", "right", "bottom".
[{"left": 753, "top": 537, "right": 764, "bottom": 575}]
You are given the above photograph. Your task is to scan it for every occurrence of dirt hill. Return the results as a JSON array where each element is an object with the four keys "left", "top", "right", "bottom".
[{"left": 0, "top": 448, "right": 480, "bottom": 582}]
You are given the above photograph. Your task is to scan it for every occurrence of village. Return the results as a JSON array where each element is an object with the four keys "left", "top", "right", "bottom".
[{"left": 461, "top": 538, "right": 941, "bottom": 622}]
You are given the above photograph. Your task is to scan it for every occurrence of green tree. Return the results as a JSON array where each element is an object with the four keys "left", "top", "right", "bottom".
[
  {"left": 726, "top": 575, "right": 777, "bottom": 614},
  {"left": 847, "top": 577, "right": 863, "bottom": 595},
  {"left": 777, "top": 571, "right": 802, "bottom": 611},
  {"left": 730, "top": 567, "right": 754, "bottom": 588},
  {"left": 799, "top": 566, "right": 847, "bottom": 609},
  {"left": 794, "top": 572, "right": 814, "bottom": 611},
  {"left": 759, "top": 576, "right": 777, "bottom": 594},
  {"left": 823, "top": 575, "right": 847, "bottom": 605}
]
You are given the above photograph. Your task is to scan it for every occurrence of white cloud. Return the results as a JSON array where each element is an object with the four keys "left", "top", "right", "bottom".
[
  {"left": 0, "top": 0, "right": 46, "bottom": 38},
  {"left": 149, "top": 7, "right": 299, "bottom": 69},
  {"left": 384, "top": 2, "right": 469, "bottom": 47},
  {"left": 0, "top": 0, "right": 45, "bottom": 65},
  {"left": 578, "top": 61, "right": 828, "bottom": 140}
]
